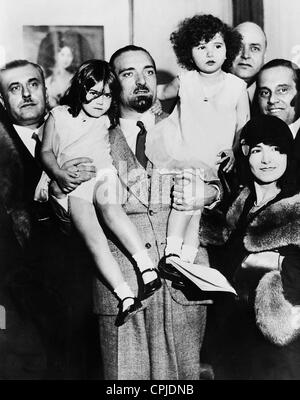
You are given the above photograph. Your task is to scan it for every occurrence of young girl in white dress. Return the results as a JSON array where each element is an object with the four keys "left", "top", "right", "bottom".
[
  {"left": 40, "top": 60, "right": 161, "bottom": 326},
  {"left": 145, "top": 14, "right": 250, "bottom": 278}
]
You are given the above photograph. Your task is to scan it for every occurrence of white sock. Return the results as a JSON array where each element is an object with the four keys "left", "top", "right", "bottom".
[
  {"left": 114, "top": 282, "right": 135, "bottom": 310},
  {"left": 165, "top": 236, "right": 183, "bottom": 257},
  {"left": 132, "top": 250, "right": 156, "bottom": 284},
  {"left": 181, "top": 244, "right": 198, "bottom": 264}
]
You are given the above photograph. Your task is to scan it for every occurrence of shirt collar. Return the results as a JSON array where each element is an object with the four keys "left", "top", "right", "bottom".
[
  {"left": 247, "top": 82, "right": 256, "bottom": 103},
  {"left": 119, "top": 110, "right": 155, "bottom": 132},
  {"left": 14, "top": 122, "right": 45, "bottom": 141},
  {"left": 289, "top": 117, "right": 300, "bottom": 139}
]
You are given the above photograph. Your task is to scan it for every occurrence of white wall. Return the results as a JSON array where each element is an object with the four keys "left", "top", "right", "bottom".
[
  {"left": 264, "top": 0, "right": 300, "bottom": 65},
  {"left": 6, "top": 0, "right": 300, "bottom": 75}
]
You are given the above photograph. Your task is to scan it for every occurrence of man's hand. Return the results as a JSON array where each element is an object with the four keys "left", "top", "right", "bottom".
[
  {"left": 149, "top": 99, "right": 162, "bottom": 116},
  {"left": 216, "top": 149, "right": 235, "bottom": 173},
  {"left": 172, "top": 171, "right": 219, "bottom": 211},
  {"left": 55, "top": 169, "right": 79, "bottom": 193},
  {"left": 242, "top": 251, "right": 282, "bottom": 271},
  {"left": 49, "top": 157, "right": 96, "bottom": 198}
]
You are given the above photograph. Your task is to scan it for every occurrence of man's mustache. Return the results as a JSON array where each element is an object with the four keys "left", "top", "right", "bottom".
[{"left": 133, "top": 83, "right": 150, "bottom": 94}]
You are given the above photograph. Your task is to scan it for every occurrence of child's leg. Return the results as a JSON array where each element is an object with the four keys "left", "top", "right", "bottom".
[
  {"left": 69, "top": 196, "right": 135, "bottom": 310},
  {"left": 165, "top": 208, "right": 192, "bottom": 257},
  {"left": 94, "top": 171, "right": 157, "bottom": 284},
  {"left": 181, "top": 212, "right": 202, "bottom": 263}
]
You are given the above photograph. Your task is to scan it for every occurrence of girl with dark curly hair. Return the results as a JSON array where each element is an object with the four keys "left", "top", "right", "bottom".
[
  {"left": 146, "top": 14, "right": 250, "bottom": 275},
  {"left": 39, "top": 60, "right": 161, "bottom": 327}
]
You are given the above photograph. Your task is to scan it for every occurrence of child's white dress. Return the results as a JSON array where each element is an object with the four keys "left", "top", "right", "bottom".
[
  {"left": 50, "top": 105, "right": 117, "bottom": 204},
  {"left": 145, "top": 71, "right": 247, "bottom": 180}
]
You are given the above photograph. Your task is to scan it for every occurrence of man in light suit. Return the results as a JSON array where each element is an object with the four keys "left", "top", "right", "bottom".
[{"left": 92, "top": 45, "right": 220, "bottom": 380}]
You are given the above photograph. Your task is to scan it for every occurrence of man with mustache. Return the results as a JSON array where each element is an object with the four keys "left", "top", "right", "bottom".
[
  {"left": 257, "top": 58, "right": 300, "bottom": 172},
  {"left": 231, "top": 22, "right": 267, "bottom": 107},
  {"left": 0, "top": 60, "right": 96, "bottom": 378},
  {"left": 88, "top": 45, "right": 220, "bottom": 380}
]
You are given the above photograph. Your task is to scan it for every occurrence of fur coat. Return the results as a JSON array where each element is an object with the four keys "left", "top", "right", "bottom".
[
  {"left": 201, "top": 187, "right": 300, "bottom": 346},
  {"left": 0, "top": 107, "right": 31, "bottom": 248}
]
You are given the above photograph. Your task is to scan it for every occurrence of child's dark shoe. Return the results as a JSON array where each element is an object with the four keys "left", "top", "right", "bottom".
[
  {"left": 141, "top": 268, "right": 162, "bottom": 299},
  {"left": 158, "top": 254, "right": 186, "bottom": 288},
  {"left": 115, "top": 297, "right": 142, "bottom": 327}
]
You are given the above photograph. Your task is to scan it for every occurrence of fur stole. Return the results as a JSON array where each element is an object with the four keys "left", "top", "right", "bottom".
[
  {"left": 255, "top": 271, "right": 300, "bottom": 346},
  {"left": 227, "top": 188, "right": 300, "bottom": 252},
  {"left": 0, "top": 116, "right": 31, "bottom": 247},
  {"left": 200, "top": 187, "right": 300, "bottom": 250}
]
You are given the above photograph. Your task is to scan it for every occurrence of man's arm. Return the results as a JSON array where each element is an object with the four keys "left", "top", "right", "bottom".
[
  {"left": 49, "top": 157, "right": 97, "bottom": 198},
  {"left": 157, "top": 77, "right": 180, "bottom": 101}
]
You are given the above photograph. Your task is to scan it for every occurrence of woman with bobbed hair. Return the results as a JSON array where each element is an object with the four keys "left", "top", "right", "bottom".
[{"left": 201, "top": 114, "right": 300, "bottom": 379}]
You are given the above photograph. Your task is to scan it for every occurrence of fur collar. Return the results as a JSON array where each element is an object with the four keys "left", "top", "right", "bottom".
[
  {"left": 255, "top": 271, "right": 300, "bottom": 346},
  {"left": 227, "top": 188, "right": 300, "bottom": 252}
]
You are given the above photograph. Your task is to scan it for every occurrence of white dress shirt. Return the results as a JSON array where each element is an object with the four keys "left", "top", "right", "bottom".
[
  {"left": 119, "top": 111, "right": 155, "bottom": 154},
  {"left": 13, "top": 123, "right": 44, "bottom": 157},
  {"left": 247, "top": 82, "right": 256, "bottom": 104},
  {"left": 289, "top": 117, "right": 300, "bottom": 139}
]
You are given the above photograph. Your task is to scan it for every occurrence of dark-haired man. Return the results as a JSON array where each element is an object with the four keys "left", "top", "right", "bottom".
[
  {"left": 257, "top": 59, "right": 300, "bottom": 168},
  {"left": 91, "top": 45, "right": 220, "bottom": 380},
  {"left": 0, "top": 60, "right": 96, "bottom": 378}
]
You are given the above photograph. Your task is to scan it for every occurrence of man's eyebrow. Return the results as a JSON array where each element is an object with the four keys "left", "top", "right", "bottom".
[
  {"left": 7, "top": 81, "right": 20, "bottom": 90},
  {"left": 118, "top": 65, "right": 154, "bottom": 74},
  {"left": 8, "top": 77, "right": 40, "bottom": 89},
  {"left": 118, "top": 67, "right": 135, "bottom": 74},
  {"left": 249, "top": 43, "right": 262, "bottom": 48}
]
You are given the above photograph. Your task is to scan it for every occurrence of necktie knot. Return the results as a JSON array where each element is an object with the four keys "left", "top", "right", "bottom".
[
  {"left": 136, "top": 120, "right": 146, "bottom": 133},
  {"left": 32, "top": 132, "right": 39, "bottom": 141}
]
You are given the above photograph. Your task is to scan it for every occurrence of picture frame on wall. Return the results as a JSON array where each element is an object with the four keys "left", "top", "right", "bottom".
[{"left": 23, "top": 25, "right": 104, "bottom": 108}]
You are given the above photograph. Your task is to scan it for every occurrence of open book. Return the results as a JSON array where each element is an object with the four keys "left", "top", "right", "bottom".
[{"left": 168, "top": 257, "right": 237, "bottom": 295}]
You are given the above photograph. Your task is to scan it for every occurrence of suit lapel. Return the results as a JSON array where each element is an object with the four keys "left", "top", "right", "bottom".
[
  {"left": 109, "top": 126, "right": 149, "bottom": 206},
  {"left": 0, "top": 108, "right": 43, "bottom": 199},
  {"left": 293, "top": 127, "right": 300, "bottom": 162}
]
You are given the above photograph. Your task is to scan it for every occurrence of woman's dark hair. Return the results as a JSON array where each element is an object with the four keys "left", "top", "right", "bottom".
[
  {"left": 240, "top": 115, "right": 298, "bottom": 196},
  {"left": 170, "top": 14, "right": 242, "bottom": 72},
  {"left": 60, "top": 59, "right": 119, "bottom": 127},
  {"left": 37, "top": 30, "right": 94, "bottom": 77}
]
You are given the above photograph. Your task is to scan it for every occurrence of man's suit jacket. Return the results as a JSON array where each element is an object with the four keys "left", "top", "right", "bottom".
[
  {"left": 93, "top": 113, "right": 212, "bottom": 315},
  {"left": 0, "top": 104, "right": 43, "bottom": 249},
  {"left": 293, "top": 126, "right": 300, "bottom": 169},
  {"left": 92, "top": 113, "right": 211, "bottom": 380}
]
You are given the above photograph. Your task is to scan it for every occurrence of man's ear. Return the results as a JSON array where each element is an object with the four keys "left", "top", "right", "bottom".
[
  {"left": 44, "top": 87, "right": 50, "bottom": 110},
  {"left": 0, "top": 93, "right": 5, "bottom": 109},
  {"left": 291, "top": 92, "right": 300, "bottom": 120}
]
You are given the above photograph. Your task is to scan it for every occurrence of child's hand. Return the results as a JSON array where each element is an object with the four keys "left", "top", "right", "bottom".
[
  {"left": 56, "top": 169, "right": 79, "bottom": 193},
  {"left": 150, "top": 99, "right": 162, "bottom": 116},
  {"left": 216, "top": 149, "right": 235, "bottom": 173}
]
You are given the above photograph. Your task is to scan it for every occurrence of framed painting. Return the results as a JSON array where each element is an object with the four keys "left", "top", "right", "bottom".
[{"left": 23, "top": 25, "right": 104, "bottom": 107}]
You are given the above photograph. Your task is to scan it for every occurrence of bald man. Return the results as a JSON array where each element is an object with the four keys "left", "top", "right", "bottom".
[{"left": 231, "top": 22, "right": 267, "bottom": 104}]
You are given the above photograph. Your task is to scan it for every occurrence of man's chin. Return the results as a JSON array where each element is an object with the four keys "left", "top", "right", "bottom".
[{"left": 131, "top": 96, "right": 153, "bottom": 113}]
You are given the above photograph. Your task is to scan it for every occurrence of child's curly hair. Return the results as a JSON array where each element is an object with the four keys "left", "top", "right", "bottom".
[{"left": 170, "top": 14, "right": 242, "bottom": 72}]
